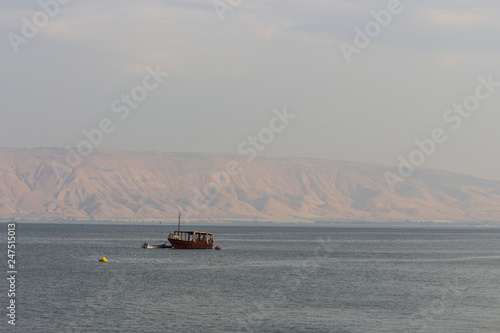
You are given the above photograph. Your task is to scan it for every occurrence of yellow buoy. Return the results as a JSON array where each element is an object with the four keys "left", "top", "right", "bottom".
[{"left": 99, "top": 257, "right": 108, "bottom": 262}]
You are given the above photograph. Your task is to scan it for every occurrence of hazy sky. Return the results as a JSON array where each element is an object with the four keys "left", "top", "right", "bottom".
[{"left": 1, "top": 0, "right": 500, "bottom": 180}]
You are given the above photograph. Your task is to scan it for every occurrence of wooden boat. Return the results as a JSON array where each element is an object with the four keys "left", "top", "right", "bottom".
[
  {"left": 168, "top": 230, "right": 214, "bottom": 249},
  {"left": 167, "top": 213, "right": 214, "bottom": 249}
]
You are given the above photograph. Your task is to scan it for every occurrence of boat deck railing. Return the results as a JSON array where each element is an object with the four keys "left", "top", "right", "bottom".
[{"left": 169, "top": 231, "right": 214, "bottom": 242}]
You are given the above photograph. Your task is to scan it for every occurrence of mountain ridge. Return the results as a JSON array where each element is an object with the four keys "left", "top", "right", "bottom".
[{"left": 0, "top": 148, "right": 499, "bottom": 222}]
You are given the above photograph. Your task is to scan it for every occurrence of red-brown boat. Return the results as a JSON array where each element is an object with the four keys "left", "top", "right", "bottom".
[{"left": 167, "top": 213, "right": 214, "bottom": 249}]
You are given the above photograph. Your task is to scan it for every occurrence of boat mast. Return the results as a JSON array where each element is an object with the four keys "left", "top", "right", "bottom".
[{"left": 178, "top": 212, "right": 181, "bottom": 233}]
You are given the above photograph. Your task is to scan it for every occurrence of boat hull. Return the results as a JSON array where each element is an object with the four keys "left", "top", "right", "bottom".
[{"left": 168, "top": 238, "right": 213, "bottom": 249}]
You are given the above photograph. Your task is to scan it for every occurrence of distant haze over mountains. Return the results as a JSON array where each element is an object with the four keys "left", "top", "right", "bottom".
[{"left": 0, "top": 148, "right": 499, "bottom": 223}]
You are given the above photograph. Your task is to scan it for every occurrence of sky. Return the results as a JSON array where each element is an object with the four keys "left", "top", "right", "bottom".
[{"left": 1, "top": 0, "right": 500, "bottom": 181}]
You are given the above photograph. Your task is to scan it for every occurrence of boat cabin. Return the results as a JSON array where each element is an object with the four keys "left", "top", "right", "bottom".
[{"left": 169, "top": 230, "right": 214, "bottom": 243}]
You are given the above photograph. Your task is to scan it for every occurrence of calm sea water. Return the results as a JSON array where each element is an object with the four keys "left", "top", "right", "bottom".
[{"left": 2, "top": 223, "right": 500, "bottom": 332}]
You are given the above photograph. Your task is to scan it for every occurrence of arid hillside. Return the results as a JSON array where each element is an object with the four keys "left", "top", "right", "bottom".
[{"left": 0, "top": 148, "right": 499, "bottom": 222}]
